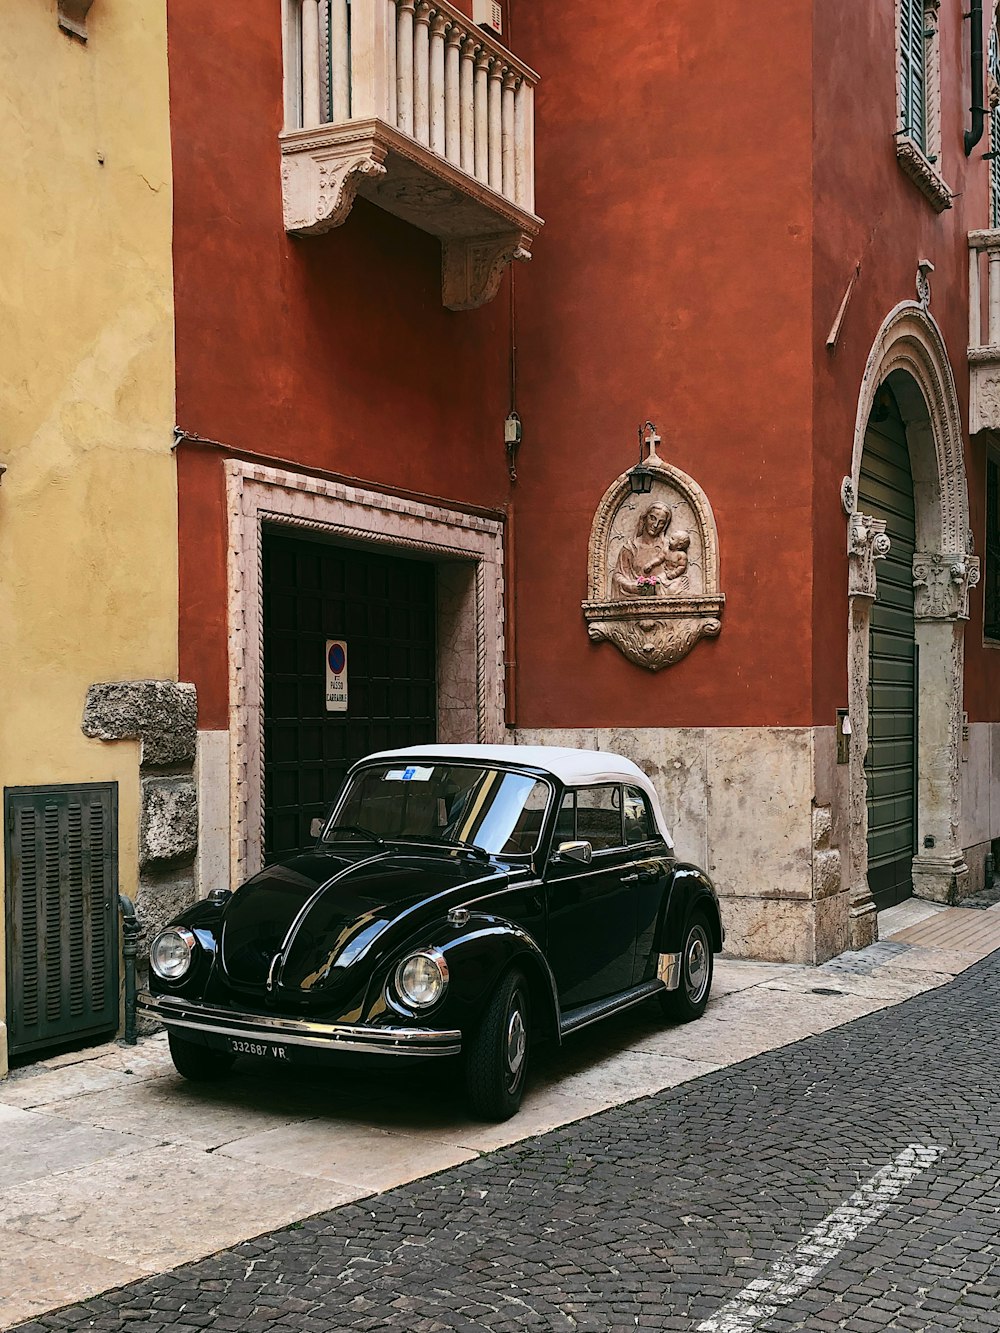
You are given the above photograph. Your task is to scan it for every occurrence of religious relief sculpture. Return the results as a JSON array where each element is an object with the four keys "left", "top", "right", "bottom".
[
  {"left": 583, "top": 423, "right": 724, "bottom": 670},
  {"left": 611, "top": 503, "right": 693, "bottom": 598}
]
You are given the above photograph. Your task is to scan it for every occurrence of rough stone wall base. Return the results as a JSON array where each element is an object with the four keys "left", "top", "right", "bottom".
[
  {"left": 515, "top": 726, "right": 848, "bottom": 964},
  {"left": 82, "top": 681, "right": 199, "bottom": 1019}
]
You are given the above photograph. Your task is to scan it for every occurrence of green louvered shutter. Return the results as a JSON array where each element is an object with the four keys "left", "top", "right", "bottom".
[
  {"left": 860, "top": 390, "right": 917, "bottom": 910},
  {"left": 4, "top": 784, "right": 119, "bottom": 1057},
  {"left": 900, "top": 0, "right": 926, "bottom": 152}
]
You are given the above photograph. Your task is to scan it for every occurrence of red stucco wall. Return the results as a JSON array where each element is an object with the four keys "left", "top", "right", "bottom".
[
  {"left": 169, "top": 0, "right": 515, "bottom": 729},
  {"left": 175, "top": 0, "right": 1000, "bottom": 739},
  {"left": 811, "top": 0, "right": 1000, "bottom": 725},
  {"left": 508, "top": 0, "right": 815, "bottom": 728}
]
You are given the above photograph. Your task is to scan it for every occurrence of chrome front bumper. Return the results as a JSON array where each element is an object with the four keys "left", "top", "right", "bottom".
[{"left": 137, "top": 991, "right": 462, "bottom": 1058}]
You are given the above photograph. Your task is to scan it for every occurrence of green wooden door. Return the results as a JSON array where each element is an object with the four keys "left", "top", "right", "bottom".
[{"left": 859, "top": 387, "right": 917, "bottom": 909}]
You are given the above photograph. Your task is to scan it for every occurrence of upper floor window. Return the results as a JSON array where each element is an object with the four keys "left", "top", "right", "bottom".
[
  {"left": 900, "top": 0, "right": 928, "bottom": 152},
  {"left": 896, "top": 0, "right": 951, "bottom": 212}
]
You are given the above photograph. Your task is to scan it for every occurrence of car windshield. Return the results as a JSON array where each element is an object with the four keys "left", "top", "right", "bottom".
[{"left": 325, "top": 763, "right": 551, "bottom": 855}]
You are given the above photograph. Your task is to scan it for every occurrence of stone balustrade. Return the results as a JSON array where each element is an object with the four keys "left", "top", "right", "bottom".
[
  {"left": 968, "top": 230, "right": 1000, "bottom": 433},
  {"left": 281, "top": 0, "right": 540, "bottom": 309}
]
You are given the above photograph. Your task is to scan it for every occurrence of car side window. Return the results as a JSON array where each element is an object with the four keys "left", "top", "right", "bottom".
[
  {"left": 624, "top": 785, "right": 654, "bottom": 845},
  {"left": 574, "top": 785, "right": 624, "bottom": 851},
  {"left": 555, "top": 791, "right": 576, "bottom": 844},
  {"left": 499, "top": 779, "right": 551, "bottom": 853}
]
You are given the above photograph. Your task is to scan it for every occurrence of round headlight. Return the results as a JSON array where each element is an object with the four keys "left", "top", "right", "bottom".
[
  {"left": 150, "top": 928, "right": 197, "bottom": 981},
  {"left": 395, "top": 949, "right": 449, "bottom": 1009}
]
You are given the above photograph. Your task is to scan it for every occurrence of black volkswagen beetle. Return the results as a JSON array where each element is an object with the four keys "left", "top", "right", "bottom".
[{"left": 139, "top": 745, "right": 724, "bottom": 1121}]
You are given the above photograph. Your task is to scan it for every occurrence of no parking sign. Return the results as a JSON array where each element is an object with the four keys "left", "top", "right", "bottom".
[{"left": 325, "top": 639, "right": 348, "bottom": 711}]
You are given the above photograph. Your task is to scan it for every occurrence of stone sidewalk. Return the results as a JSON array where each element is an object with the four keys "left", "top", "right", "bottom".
[{"left": 3, "top": 898, "right": 1000, "bottom": 1329}]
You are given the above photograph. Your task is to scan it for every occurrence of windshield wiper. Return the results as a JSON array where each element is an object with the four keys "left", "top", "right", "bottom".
[
  {"left": 394, "top": 835, "right": 490, "bottom": 861},
  {"left": 323, "top": 824, "right": 386, "bottom": 848}
]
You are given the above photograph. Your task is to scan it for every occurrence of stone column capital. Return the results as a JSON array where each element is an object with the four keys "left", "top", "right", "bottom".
[
  {"left": 847, "top": 512, "right": 891, "bottom": 600},
  {"left": 912, "top": 550, "right": 981, "bottom": 621}
]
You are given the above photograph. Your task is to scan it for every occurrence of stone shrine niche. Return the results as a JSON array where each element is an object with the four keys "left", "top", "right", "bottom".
[{"left": 583, "top": 438, "right": 724, "bottom": 670}]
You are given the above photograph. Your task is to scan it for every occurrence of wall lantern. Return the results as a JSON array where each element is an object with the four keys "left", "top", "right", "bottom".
[{"left": 628, "top": 420, "right": 661, "bottom": 495}]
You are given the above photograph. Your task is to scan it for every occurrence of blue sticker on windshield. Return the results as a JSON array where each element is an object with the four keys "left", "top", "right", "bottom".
[{"left": 384, "top": 765, "right": 434, "bottom": 782}]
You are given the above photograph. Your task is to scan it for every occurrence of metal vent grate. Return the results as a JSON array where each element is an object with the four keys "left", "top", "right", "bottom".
[{"left": 4, "top": 784, "right": 119, "bottom": 1057}]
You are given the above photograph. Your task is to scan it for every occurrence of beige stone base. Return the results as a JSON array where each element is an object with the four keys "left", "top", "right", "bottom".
[
  {"left": 515, "top": 725, "right": 848, "bottom": 964},
  {"left": 717, "top": 892, "right": 852, "bottom": 965}
]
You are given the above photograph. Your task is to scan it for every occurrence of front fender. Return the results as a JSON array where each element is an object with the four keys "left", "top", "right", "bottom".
[
  {"left": 657, "top": 865, "right": 724, "bottom": 954},
  {"left": 378, "top": 914, "right": 561, "bottom": 1043}
]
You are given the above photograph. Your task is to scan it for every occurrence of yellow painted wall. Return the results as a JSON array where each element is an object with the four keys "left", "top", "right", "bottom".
[{"left": 0, "top": 0, "right": 176, "bottom": 1072}]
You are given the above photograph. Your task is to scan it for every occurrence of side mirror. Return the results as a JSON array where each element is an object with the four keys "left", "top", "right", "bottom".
[
  {"left": 309, "top": 817, "right": 324, "bottom": 840},
  {"left": 553, "top": 840, "right": 593, "bottom": 865}
]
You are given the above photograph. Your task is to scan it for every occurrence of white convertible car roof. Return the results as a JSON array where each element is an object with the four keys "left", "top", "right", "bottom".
[{"left": 360, "top": 744, "right": 674, "bottom": 849}]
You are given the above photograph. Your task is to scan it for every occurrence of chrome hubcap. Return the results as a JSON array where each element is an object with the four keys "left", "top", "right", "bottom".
[
  {"left": 685, "top": 926, "right": 710, "bottom": 1003},
  {"left": 506, "top": 1005, "right": 526, "bottom": 1077}
]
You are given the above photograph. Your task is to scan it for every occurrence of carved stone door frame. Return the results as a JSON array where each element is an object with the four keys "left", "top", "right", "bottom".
[
  {"left": 845, "top": 301, "right": 976, "bottom": 947},
  {"left": 225, "top": 461, "right": 505, "bottom": 888}
]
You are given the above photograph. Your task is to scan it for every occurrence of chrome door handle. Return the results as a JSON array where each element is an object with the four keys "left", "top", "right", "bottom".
[{"left": 620, "top": 872, "right": 639, "bottom": 883}]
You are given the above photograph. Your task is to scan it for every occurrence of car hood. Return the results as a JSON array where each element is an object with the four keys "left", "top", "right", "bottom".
[{"left": 218, "top": 848, "right": 507, "bottom": 997}]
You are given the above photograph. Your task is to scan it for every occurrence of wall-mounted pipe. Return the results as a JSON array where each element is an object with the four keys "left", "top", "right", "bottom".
[{"left": 966, "top": 0, "right": 986, "bottom": 155}]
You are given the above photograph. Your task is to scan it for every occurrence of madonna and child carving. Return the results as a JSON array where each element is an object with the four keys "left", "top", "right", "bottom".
[
  {"left": 612, "top": 504, "right": 693, "bottom": 598},
  {"left": 582, "top": 437, "right": 724, "bottom": 672}
]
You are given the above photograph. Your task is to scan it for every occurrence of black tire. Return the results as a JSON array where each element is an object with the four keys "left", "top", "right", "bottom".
[
  {"left": 464, "top": 969, "right": 531, "bottom": 1122},
  {"left": 660, "top": 910, "right": 714, "bottom": 1023},
  {"left": 168, "top": 1031, "right": 236, "bottom": 1081}
]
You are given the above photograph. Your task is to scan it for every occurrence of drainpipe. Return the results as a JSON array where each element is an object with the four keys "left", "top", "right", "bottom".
[
  {"left": 119, "top": 894, "right": 139, "bottom": 1045},
  {"left": 966, "top": 0, "right": 985, "bottom": 155}
]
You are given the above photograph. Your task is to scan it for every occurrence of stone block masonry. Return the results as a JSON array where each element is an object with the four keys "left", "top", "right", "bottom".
[{"left": 82, "top": 680, "right": 199, "bottom": 973}]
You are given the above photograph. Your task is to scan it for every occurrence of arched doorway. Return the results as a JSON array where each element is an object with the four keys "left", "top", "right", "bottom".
[
  {"left": 859, "top": 384, "right": 916, "bottom": 909},
  {"left": 845, "top": 302, "right": 976, "bottom": 949}
]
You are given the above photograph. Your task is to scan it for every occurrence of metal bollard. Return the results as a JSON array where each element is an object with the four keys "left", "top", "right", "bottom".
[{"left": 118, "top": 894, "right": 139, "bottom": 1046}]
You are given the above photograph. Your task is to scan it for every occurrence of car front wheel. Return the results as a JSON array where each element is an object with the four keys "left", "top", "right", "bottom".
[
  {"left": 660, "top": 910, "right": 714, "bottom": 1022},
  {"left": 465, "top": 968, "right": 531, "bottom": 1122},
  {"left": 168, "top": 1031, "right": 236, "bottom": 1081}
]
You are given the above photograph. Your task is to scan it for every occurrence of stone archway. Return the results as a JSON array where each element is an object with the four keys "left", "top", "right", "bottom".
[{"left": 846, "top": 301, "right": 978, "bottom": 948}]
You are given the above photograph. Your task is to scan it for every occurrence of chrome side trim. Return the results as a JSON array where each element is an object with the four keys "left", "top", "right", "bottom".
[
  {"left": 657, "top": 950, "right": 682, "bottom": 991},
  {"left": 138, "top": 992, "right": 461, "bottom": 1057},
  {"left": 560, "top": 979, "right": 665, "bottom": 1037}
]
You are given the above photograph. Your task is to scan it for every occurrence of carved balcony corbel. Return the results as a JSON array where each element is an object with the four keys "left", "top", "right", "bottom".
[
  {"left": 847, "top": 512, "right": 891, "bottom": 599},
  {"left": 280, "top": 131, "right": 390, "bottom": 236},
  {"left": 442, "top": 232, "right": 532, "bottom": 311}
]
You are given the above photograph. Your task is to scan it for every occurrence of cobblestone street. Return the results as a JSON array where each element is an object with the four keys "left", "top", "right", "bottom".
[{"left": 11, "top": 944, "right": 1000, "bottom": 1333}]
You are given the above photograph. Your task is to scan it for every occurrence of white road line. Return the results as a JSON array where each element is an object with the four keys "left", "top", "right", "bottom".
[{"left": 697, "top": 1143, "right": 945, "bottom": 1333}]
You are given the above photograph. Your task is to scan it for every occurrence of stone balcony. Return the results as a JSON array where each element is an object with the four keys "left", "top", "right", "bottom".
[
  {"left": 968, "top": 230, "right": 1000, "bottom": 434},
  {"left": 281, "top": 0, "right": 541, "bottom": 310}
]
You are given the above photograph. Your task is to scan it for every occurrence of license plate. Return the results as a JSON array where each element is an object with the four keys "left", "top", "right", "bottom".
[{"left": 227, "top": 1037, "right": 288, "bottom": 1059}]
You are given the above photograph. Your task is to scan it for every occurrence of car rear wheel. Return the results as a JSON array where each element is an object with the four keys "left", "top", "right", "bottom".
[
  {"left": 660, "top": 910, "right": 714, "bottom": 1022},
  {"left": 465, "top": 968, "right": 531, "bottom": 1122},
  {"left": 167, "top": 1031, "right": 236, "bottom": 1081}
]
